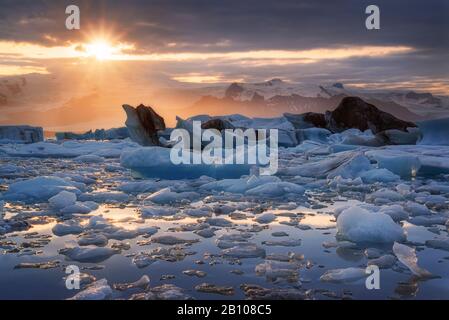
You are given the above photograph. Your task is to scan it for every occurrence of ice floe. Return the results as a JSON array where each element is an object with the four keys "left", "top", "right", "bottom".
[{"left": 336, "top": 206, "right": 406, "bottom": 243}]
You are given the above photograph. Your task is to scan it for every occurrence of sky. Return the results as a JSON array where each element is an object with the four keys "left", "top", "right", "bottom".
[{"left": 0, "top": 0, "right": 447, "bottom": 92}]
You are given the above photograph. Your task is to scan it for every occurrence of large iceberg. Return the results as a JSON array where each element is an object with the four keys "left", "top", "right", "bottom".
[{"left": 120, "top": 146, "right": 253, "bottom": 179}]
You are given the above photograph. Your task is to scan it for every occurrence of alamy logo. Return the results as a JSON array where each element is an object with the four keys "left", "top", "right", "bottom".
[
  {"left": 169, "top": 121, "right": 279, "bottom": 175},
  {"left": 365, "top": 265, "right": 380, "bottom": 290},
  {"left": 65, "top": 265, "right": 80, "bottom": 290}
]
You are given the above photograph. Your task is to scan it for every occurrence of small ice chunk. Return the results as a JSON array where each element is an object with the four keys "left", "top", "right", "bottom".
[
  {"left": 200, "top": 175, "right": 280, "bottom": 194},
  {"left": 367, "top": 254, "right": 397, "bottom": 269},
  {"left": 320, "top": 268, "right": 367, "bottom": 283},
  {"left": 409, "top": 215, "right": 448, "bottom": 226},
  {"left": 182, "top": 208, "right": 212, "bottom": 218},
  {"left": 151, "top": 235, "right": 199, "bottom": 245},
  {"left": 113, "top": 275, "right": 150, "bottom": 291},
  {"left": 254, "top": 213, "right": 277, "bottom": 224},
  {"left": 0, "top": 201, "right": 4, "bottom": 221},
  {"left": 74, "top": 155, "right": 105, "bottom": 163},
  {"left": 68, "top": 279, "right": 112, "bottom": 300},
  {"left": 245, "top": 182, "right": 305, "bottom": 197},
  {"left": 145, "top": 188, "right": 200, "bottom": 204},
  {"left": 403, "top": 201, "right": 431, "bottom": 217},
  {"left": 60, "top": 202, "right": 97, "bottom": 214},
  {"left": 59, "top": 246, "right": 119, "bottom": 263},
  {"left": 52, "top": 220, "right": 83, "bottom": 236},
  {"left": 222, "top": 243, "right": 266, "bottom": 259},
  {"left": 49, "top": 191, "right": 77, "bottom": 210},
  {"left": 337, "top": 206, "right": 406, "bottom": 243},
  {"left": 360, "top": 169, "right": 400, "bottom": 183},
  {"left": 425, "top": 239, "right": 449, "bottom": 252},
  {"left": 77, "top": 232, "right": 109, "bottom": 247},
  {"left": 79, "top": 191, "right": 129, "bottom": 203},
  {"left": 140, "top": 206, "right": 177, "bottom": 217},
  {"left": 379, "top": 205, "right": 409, "bottom": 222},
  {"left": 204, "top": 217, "right": 233, "bottom": 227},
  {"left": 132, "top": 253, "right": 156, "bottom": 268},
  {"left": 367, "top": 188, "right": 404, "bottom": 202},
  {"left": 393, "top": 242, "right": 433, "bottom": 278}
]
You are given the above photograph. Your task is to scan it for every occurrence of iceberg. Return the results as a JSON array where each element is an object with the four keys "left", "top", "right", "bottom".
[
  {"left": 282, "top": 151, "right": 371, "bottom": 179},
  {"left": 200, "top": 175, "right": 280, "bottom": 194},
  {"left": 121, "top": 146, "right": 252, "bottom": 179},
  {"left": 418, "top": 117, "right": 449, "bottom": 146},
  {"left": 0, "top": 125, "right": 43, "bottom": 144},
  {"left": 336, "top": 206, "right": 406, "bottom": 243},
  {"left": 366, "top": 150, "right": 421, "bottom": 178}
]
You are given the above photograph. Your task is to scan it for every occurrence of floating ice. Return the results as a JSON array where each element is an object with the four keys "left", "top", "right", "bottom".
[
  {"left": 320, "top": 268, "right": 367, "bottom": 283},
  {"left": 0, "top": 125, "right": 43, "bottom": 144},
  {"left": 393, "top": 242, "right": 433, "bottom": 278},
  {"left": 425, "top": 239, "right": 449, "bottom": 252},
  {"left": 113, "top": 275, "right": 150, "bottom": 291},
  {"left": 131, "top": 284, "right": 193, "bottom": 300},
  {"left": 1, "top": 140, "right": 137, "bottom": 158},
  {"left": 79, "top": 191, "right": 129, "bottom": 203},
  {"left": 379, "top": 204, "right": 409, "bottom": 222},
  {"left": 282, "top": 151, "right": 371, "bottom": 179},
  {"left": 245, "top": 182, "right": 305, "bottom": 197},
  {"left": 418, "top": 117, "right": 449, "bottom": 146},
  {"left": 151, "top": 235, "right": 199, "bottom": 245},
  {"left": 52, "top": 220, "right": 84, "bottom": 236},
  {"left": 360, "top": 169, "right": 400, "bottom": 183},
  {"left": 74, "top": 155, "right": 105, "bottom": 163},
  {"left": 222, "top": 243, "right": 266, "bottom": 259},
  {"left": 60, "top": 201, "right": 98, "bottom": 214},
  {"left": 367, "top": 254, "right": 397, "bottom": 269},
  {"left": 121, "top": 146, "right": 251, "bottom": 179},
  {"left": 49, "top": 191, "right": 77, "bottom": 211},
  {"left": 255, "top": 260, "right": 299, "bottom": 282},
  {"left": 336, "top": 206, "right": 406, "bottom": 243},
  {"left": 140, "top": 206, "right": 177, "bottom": 217},
  {"left": 59, "top": 246, "right": 119, "bottom": 263},
  {"left": 200, "top": 175, "right": 280, "bottom": 194},
  {"left": 296, "top": 128, "right": 331, "bottom": 144},
  {"left": 145, "top": 188, "right": 200, "bottom": 204},
  {"left": 3, "top": 176, "right": 81, "bottom": 203},
  {"left": 368, "top": 151, "right": 421, "bottom": 178},
  {"left": 367, "top": 188, "right": 404, "bottom": 203},
  {"left": 254, "top": 213, "right": 277, "bottom": 224},
  {"left": 77, "top": 232, "right": 109, "bottom": 247},
  {"left": 68, "top": 279, "right": 112, "bottom": 300},
  {"left": 204, "top": 217, "right": 233, "bottom": 227},
  {"left": 403, "top": 201, "right": 431, "bottom": 216}
]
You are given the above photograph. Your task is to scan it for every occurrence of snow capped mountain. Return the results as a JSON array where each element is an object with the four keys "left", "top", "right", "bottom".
[{"left": 191, "top": 79, "right": 449, "bottom": 121}]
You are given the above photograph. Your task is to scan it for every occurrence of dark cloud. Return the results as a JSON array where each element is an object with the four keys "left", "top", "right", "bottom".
[
  {"left": 0, "top": 0, "right": 447, "bottom": 91},
  {"left": 0, "top": 0, "right": 447, "bottom": 51}
]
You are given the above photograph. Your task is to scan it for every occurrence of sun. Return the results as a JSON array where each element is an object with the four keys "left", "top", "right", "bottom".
[{"left": 84, "top": 40, "right": 116, "bottom": 61}]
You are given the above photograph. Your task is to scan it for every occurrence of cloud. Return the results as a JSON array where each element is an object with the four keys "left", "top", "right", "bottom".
[{"left": 0, "top": 0, "right": 447, "bottom": 93}]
